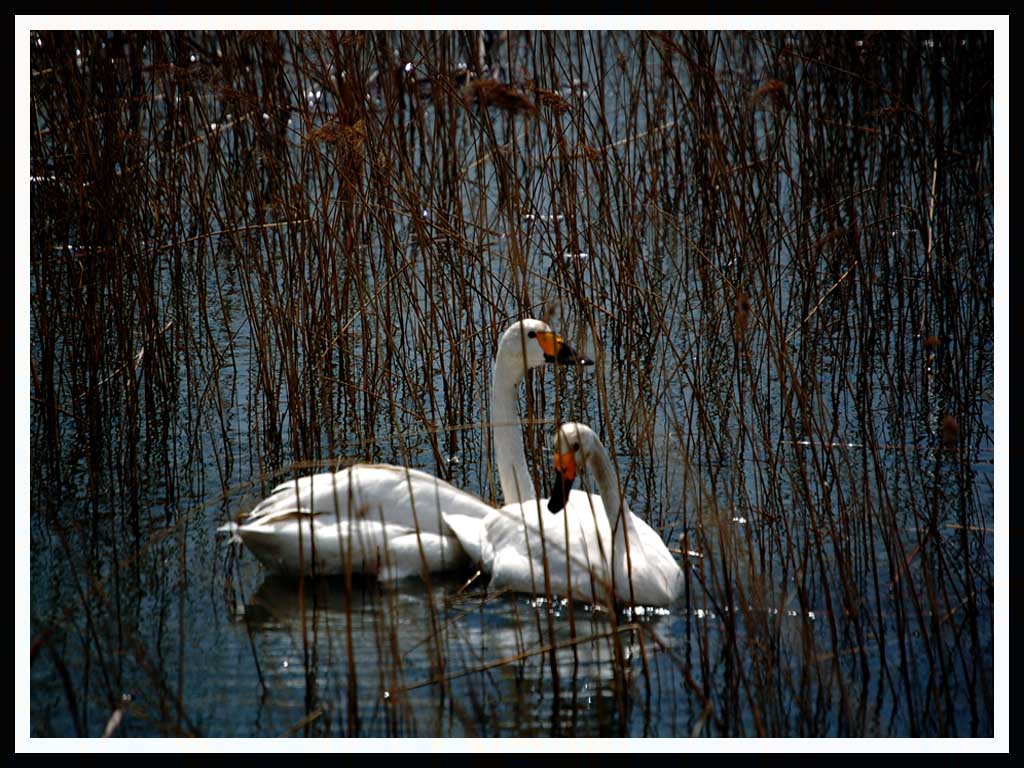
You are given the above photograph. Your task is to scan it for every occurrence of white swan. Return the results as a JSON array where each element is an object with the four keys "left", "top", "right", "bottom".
[
  {"left": 440, "top": 318, "right": 600, "bottom": 561},
  {"left": 228, "top": 464, "right": 491, "bottom": 578},
  {"left": 227, "top": 319, "right": 590, "bottom": 578},
  {"left": 467, "top": 422, "right": 684, "bottom": 607},
  {"left": 490, "top": 318, "right": 592, "bottom": 506}
]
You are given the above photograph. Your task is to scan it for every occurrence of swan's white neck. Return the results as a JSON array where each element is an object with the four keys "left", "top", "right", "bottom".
[
  {"left": 581, "top": 437, "right": 645, "bottom": 603},
  {"left": 492, "top": 349, "right": 534, "bottom": 505},
  {"left": 584, "top": 441, "right": 634, "bottom": 539}
]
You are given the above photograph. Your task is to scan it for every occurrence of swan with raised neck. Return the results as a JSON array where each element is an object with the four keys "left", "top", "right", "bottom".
[{"left": 490, "top": 319, "right": 591, "bottom": 506}]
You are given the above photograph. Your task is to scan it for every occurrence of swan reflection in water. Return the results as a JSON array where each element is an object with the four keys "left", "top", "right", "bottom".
[{"left": 233, "top": 573, "right": 679, "bottom": 736}]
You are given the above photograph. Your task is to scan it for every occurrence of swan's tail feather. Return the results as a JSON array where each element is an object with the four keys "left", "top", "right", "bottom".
[{"left": 216, "top": 521, "right": 242, "bottom": 543}]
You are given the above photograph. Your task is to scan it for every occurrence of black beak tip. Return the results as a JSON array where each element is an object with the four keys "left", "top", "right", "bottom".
[
  {"left": 547, "top": 471, "right": 573, "bottom": 513},
  {"left": 553, "top": 342, "right": 594, "bottom": 367}
]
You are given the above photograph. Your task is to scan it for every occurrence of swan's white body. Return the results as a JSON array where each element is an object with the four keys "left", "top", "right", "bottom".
[
  {"left": 448, "top": 423, "right": 684, "bottom": 606},
  {"left": 234, "top": 464, "right": 492, "bottom": 578},
  {"left": 231, "top": 320, "right": 586, "bottom": 578}
]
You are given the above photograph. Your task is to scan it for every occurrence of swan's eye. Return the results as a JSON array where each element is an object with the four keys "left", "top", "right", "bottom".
[
  {"left": 528, "top": 331, "right": 537, "bottom": 338},
  {"left": 573, "top": 442, "right": 580, "bottom": 452}
]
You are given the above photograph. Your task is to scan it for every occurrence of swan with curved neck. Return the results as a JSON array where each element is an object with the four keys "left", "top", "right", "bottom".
[
  {"left": 226, "top": 319, "right": 589, "bottom": 578},
  {"left": 490, "top": 318, "right": 592, "bottom": 505},
  {"left": 478, "top": 422, "right": 684, "bottom": 607},
  {"left": 441, "top": 319, "right": 594, "bottom": 562}
]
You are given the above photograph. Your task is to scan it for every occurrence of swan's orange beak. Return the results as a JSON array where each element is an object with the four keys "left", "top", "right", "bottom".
[
  {"left": 553, "top": 450, "right": 577, "bottom": 481},
  {"left": 536, "top": 332, "right": 593, "bottom": 366},
  {"left": 548, "top": 450, "right": 577, "bottom": 513}
]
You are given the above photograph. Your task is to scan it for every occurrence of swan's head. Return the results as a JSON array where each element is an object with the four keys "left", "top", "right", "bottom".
[
  {"left": 547, "top": 422, "right": 598, "bottom": 513},
  {"left": 497, "top": 319, "right": 593, "bottom": 372}
]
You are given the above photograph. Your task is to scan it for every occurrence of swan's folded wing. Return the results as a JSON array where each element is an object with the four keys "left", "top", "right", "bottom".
[
  {"left": 247, "top": 472, "right": 347, "bottom": 521},
  {"left": 247, "top": 465, "right": 493, "bottom": 528},
  {"left": 441, "top": 512, "right": 487, "bottom": 564}
]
